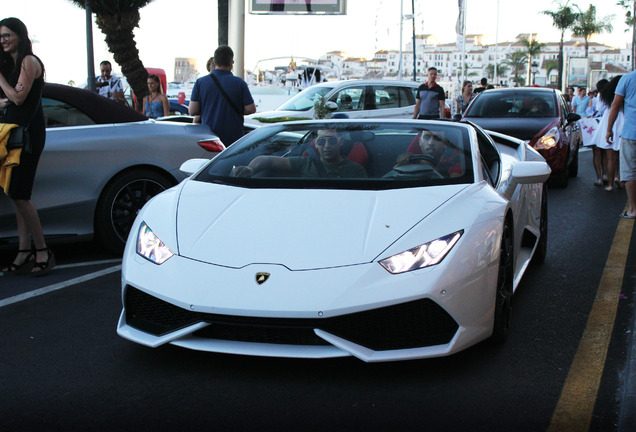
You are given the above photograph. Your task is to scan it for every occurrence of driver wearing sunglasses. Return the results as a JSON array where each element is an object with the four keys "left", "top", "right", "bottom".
[{"left": 233, "top": 129, "right": 367, "bottom": 179}]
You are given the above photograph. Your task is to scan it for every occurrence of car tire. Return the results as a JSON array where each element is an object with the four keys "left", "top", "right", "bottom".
[
  {"left": 549, "top": 166, "right": 569, "bottom": 188},
  {"left": 532, "top": 185, "right": 548, "bottom": 264},
  {"left": 568, "top": 145, "right": 579, "bottom": 178},
  {"left": 490, "top": 218, "right": 513, "bottom": 344},
  {"left": 95, "top": 169, "right": 175, "bottom": 254}
]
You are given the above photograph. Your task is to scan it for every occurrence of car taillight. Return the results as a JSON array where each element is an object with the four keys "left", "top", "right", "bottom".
[{"left": 198, "top": 138, "right": 226, "bottom": 152}]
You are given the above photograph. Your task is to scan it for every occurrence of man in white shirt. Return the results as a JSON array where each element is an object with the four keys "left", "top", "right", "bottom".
[{"left": 95, "top": 60, "right": 126, "bottom": 104}]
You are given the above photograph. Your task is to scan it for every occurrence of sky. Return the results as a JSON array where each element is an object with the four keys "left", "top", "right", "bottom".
[{"left": 1, "top": 0, "right": 631, "bottom": 85}]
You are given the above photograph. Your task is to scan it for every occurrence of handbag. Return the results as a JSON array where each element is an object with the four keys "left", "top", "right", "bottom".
[
  {"left": 2, "top": 94, "right": 40, "bottom": 154},
  {"left": 6, "top": 126, "right": 31, "bottom": 153}
]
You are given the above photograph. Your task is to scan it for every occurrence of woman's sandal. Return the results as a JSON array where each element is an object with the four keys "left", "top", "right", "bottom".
[
  {"left": 2, "top": 249, "right": 35, "bottom": 276},
  {"left": 31, "top": 247, "right": 56, "bottom": 277}
]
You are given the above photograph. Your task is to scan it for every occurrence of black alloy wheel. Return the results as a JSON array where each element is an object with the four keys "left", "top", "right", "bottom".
[
  {"left": 95, "top": 169, "right": 174, "bottom": 254},
  {"left": 491, "top": 218, "right": 514, "bottom": 344}
]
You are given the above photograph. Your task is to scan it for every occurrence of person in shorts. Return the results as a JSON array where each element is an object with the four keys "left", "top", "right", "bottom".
[{"left": 607, "top": 71, "right": 636, "bottom": 218}]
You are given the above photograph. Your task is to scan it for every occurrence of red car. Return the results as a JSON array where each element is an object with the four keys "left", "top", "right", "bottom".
[{"left": 462, "top": 87, "right": 581, "bottom": 187}]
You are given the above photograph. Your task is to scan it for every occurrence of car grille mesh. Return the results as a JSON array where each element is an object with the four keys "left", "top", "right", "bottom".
[
  {"left": 125, "top": 287, "right": 202, "bottom": 336},
  {"left": 124, "top": 286, "right": 458, "bottom": 351}
]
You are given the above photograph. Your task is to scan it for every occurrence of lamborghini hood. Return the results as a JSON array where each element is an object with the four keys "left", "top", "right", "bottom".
[{"left": 175, "top": 180, "right": 468, "bottom": 270}]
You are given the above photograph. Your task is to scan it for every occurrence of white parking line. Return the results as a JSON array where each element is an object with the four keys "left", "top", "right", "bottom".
[
  {"left": 56, "top": 258, "right": 122, "bottom": 270},
  {"left": 0, "top": 265, "right": 122, "bottom": 308},
  {"left": 0, "top": 258, "right": 122, "bottom": 277}
]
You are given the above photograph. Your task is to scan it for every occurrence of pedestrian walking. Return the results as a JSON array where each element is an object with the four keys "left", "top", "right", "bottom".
[
  {"left": 413, "top": 67, "right": 446, "bottom": 120},
  {"left": 585, "top": 79, "right": 608, "bottom": 187},
  {"left": 566, "top": 86, "right": 575, "bottom": 109},
  {"left": 0, "top": 17, "right": 54, "bottom": 275},
  {"left": 607, "top": 71, "right": 636, "bottom": 219},
  {"left": 592, "top": 76, "right": 623, "bottom": 191},
  {"left": 573, "top": 87, "right": 590, "bottom": 116},
  {"left": 189, "top": 45, "right": 256, "bottom": 147},
  {"left": 455, "top": 80, "right": 474, "bottom": 115},
  {"left": 473, "top": 77, "right": 488, "bottom": 95}
]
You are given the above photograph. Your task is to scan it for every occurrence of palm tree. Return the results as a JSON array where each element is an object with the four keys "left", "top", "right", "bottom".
[
  {"left": 572, "top": 5, "right": 614, "bottom": 57},
  {"left": 69, "top": 0, "right": 155, "bottom": 108},
  {"left": 485, "top": 63, "right": 510, "bottom": 82},
  {"left": 521, "top": 38, "right": 545, "bottom": 86},
  {"left": 502, "top": 50, "right": 528, "bottom": 87},
  {"left": 541, "top": 1, "right": 577, "bottom": 89},
  {"left": 543, "top": 59, "right": 558, "bottom": 84}
]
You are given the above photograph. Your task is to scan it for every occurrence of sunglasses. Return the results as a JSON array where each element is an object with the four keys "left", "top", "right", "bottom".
[
  {"left": 0, "top": 33, "right": 14, "bottom": 42},
  {"left": 315, "top": 137, "right": 340, "bottom": 147}
]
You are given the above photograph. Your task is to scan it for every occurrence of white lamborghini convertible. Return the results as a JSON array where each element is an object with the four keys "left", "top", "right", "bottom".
[{"left": 117, "top": 119, "right": 551, "bottom": 362}]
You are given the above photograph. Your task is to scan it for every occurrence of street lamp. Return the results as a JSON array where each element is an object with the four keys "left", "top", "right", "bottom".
[{"left": 531, "top": 61, "right": 539, "bottom": 86}]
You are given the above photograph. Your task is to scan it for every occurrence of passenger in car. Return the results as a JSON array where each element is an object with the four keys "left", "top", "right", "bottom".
[
  {"left": 338, "top": 93, "right": 353, "bottom": 111},
  {"left": 233, "top": 129, "right": 367, "bottom": 179},
  {"left": 398, "top": 130, "right": 462, "bottom": 177},
  {"left": 528, "top": 98, "right": 551, "bottom": 116}
]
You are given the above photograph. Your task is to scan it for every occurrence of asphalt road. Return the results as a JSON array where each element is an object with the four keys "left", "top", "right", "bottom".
[{"left": 1, "top": 149, "right": 634, "bottom": 431}]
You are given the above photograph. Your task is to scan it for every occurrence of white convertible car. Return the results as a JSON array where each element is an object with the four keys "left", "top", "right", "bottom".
[{"left": 117, "top": 119, "right": 551, "bottom": 362}]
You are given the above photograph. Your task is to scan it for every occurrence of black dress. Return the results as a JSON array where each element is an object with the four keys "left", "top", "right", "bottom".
[{"left": 1, "top": 55, "right": 46, "bottom": 200}]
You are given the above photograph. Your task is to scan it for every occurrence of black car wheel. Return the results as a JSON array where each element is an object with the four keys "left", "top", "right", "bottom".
[
  {"left": 568, "top": 145, "right": 579, "bottom": 178},
  {"left": 549, "top": 165, "right": 569, "bottom": 188},
  {"left": 95, "top": 169, "right": 175, "bottom": 254},
  {"left": 532, "top": 185, "right": 548, "bottom": 264},
  {"left": 491, "top": 218, "right": 513, "bottom": 344}
]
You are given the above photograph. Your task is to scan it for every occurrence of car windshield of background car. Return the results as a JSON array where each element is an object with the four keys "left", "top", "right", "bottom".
[
  {"left": 467, "top": 91, "right": 557, "bottom": 118},
  {"left": 194, "top": 122, "right": 474, "bottom": 190},
  {"left": 277, "top": 86, "right": 334, "bottom": 111}
]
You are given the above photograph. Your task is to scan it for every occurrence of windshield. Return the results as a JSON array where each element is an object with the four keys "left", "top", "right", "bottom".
[
  {"left": 195, "top": 121, "right": 474, "bottom": 190},
  {"left": 467, "top": 91, "right": 557, "bottom": 118},
  {"left": 276, "top": 85, "right": 335, "bottom": 111}
]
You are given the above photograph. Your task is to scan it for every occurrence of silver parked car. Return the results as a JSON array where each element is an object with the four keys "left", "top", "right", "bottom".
[
  {"left": 0, "top": 83, "right": 223, "bottom": 253},
  {"left": 244, "top": 79, "right": 421, "bottom": 126}
]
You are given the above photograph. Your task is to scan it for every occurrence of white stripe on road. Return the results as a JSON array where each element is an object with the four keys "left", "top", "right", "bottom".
[
  {"left": 1, "top": 258, "right": 122, "bottom": 276},
  {"left": 0, "top": 265, "right": 122, "bottom": 308},
  {"left": 56, "top": 258, "right": 121, "bottom": 270}
]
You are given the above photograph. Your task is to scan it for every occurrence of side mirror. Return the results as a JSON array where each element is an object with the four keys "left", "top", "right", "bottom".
[
  {"left": 566, "top": 112, "right": 581, "bottom": 123},
  {"left": 452, "top": 114, "right": 463, "bottom": 122},
  {"left": 326, "top": 101, "right": 339, "bottom": 112},
  {"left": 502, "top": 161, "right": 551, "bottom": 199},
  {"left": 511, "top": 161, "right": 552, "bottom": 185},
  {"left": 180, "top": 158, "right": 209, "bottom": 176}
]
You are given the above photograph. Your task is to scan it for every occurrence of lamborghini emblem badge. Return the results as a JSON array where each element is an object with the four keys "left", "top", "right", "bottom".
[{"left": 255, "top": 272, "right": 270, "bottom": 285}]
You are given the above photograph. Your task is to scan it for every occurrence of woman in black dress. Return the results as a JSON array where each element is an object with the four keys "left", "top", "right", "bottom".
[{"left": 0, "top": 17, "right": 54, "bottom": 275}]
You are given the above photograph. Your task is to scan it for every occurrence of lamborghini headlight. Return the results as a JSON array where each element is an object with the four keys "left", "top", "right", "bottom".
[
  {"left": 379, "top": 231, "right": 462, "bottom": 274},
  {"left": 136, "top": 222, "right": 174, "bottom": 264},
  {"left": 534, "top": 127, "right": 559, "bottom": 150}
]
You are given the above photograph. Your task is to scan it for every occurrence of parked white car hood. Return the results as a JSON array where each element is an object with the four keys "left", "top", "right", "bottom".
[{"left": 176, "top": 180, "right": 467, "bottom": 270}]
